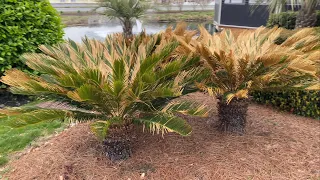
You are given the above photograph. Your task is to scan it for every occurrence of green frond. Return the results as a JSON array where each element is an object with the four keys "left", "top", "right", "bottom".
[
  {"left": 156, "top": 61, "right": 182, "bottom": 80},
  {"left": 0, "top": 101, "right": 103, "bottom": 121},
  {"left": 81, "top": 69, "right": 105, "bottom": 86},
  {"left": 136, "top": 113, "right": 192, "bottom": 136},
  {"left": 161, "top": 101, "right": 209, "bottom": 117},
  {"left": 151, "top": 85, "right": 180, "bottom": 98},
  {"left": 98, "top": 0, "right": 149, "bottom": 20},
  {"left": 139, "top": 41, "right": 179, "bottom": 76},
  {"left": 67, "top": 84, "right": 103, "bottom": 103},
  {"left": 90, "top": 121, "right": 111, "bottom": 141},
  {"left": 112, "top": 59, "right": 126, "bottom": 81},
  {"left": 90, "top": 117, "right": 124, "bottom": 141},
  {"left": 57, "top": 74, "right": 86, "bottom": 88},
  {"left": 2, "top": 109, "right": 67, "bottom": 128},
  {"left": 111, "top": 80, "right": 126, "bottom": 98}
]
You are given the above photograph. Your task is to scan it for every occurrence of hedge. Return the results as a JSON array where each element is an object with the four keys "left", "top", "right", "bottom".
[
  {"left": 0, "top": 0, "right": 64, "bottom": 88},
  {"left": 252, "top": 90, "right": 320, "bottom": 119},
  {"left": 267, "top": 11, "right": 320, "bottom": 29}
]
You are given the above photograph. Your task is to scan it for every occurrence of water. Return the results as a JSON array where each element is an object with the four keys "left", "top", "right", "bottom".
[
  {"left": 64, "top": 21, "right": 215, "bottom": 42},
  {"left": 136, "top": 19, "right": 143, "bottom": 32}
]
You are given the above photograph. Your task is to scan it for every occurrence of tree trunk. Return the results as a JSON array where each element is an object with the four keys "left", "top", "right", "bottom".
[
  {"left": 295, "top": 2, "right": 317, "bottom": 28},
  {"left": 217, "top": 98, "right": 249, "bottom": 135},
  {"left": 122, "top": 20, "right": 133, "bottom": 40},
  {"left": 103, "top": 123, "right": 134, "bottom": 161}
]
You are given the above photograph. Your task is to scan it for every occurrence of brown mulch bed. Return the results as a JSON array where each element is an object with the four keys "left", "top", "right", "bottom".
[{"left": 4, "top": 92, "right": 320, "bottom": 180}]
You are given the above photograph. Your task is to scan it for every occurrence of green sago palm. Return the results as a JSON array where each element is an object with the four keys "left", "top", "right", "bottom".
[{"left": 0, "top": 32, "right": 208, "bottom": 161}]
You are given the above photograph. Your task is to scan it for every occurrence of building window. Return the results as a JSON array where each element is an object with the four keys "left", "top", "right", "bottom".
[
  {"left": 224, "top": 0, "right": 245, "bottom": 4},
  {"left": 60, "top": 0, "right": 66, "bottom": 2},
  {"left": 249, "top": 0, "right": 268, "bottom": 4},
  {"left": 71, "top": 0, "right": 76, "bottom": 2}
]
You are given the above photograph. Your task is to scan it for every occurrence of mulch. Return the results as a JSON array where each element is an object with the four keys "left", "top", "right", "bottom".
[{"left": 3, "top": 92, "right": 320, "bottom": 180}]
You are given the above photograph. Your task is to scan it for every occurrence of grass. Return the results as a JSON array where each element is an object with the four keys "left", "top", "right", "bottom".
[
  {"left": 61, "top": 15, "right": 91, "bottom": 26},
  {"left": 0, "top": 117, "right": 65, "bottom": 167},
  {"left": 61, "top": 11, "right": 214, "bottom": 26},
  {"left": 143, "top": 11, "right": 214, "bottom": 22}
]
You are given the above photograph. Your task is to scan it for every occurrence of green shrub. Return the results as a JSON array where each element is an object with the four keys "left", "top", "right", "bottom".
[
  {"left": 0, "top": 0, "right": 64, "bottom": 88},
  {"left": 252, "top": 90, "right": 320, "bottom": 119},
  {"left": 267, "top": 11, "right": 298, "bottom": 29},
  {"left": 267, "top": 11, "right": 320, "bottom": 30}
]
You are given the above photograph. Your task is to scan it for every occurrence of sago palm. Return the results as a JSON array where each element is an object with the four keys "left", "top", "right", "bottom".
[
  {"left": 97, "top": 0, "right": 149, "bottom": 39},
  {"left": 0, "top": 33, "right": 208, "bottom": 161},
  {"left": 195, "top": 27, "right": 320, "bottom": 134}
]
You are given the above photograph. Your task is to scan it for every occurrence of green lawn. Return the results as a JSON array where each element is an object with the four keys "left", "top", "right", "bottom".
[
  {"left": 143, "top": 11, "right": 214, "bottom": 22},
  {"left": 0, "top": 117, "right": 65, "bottom": 167}
]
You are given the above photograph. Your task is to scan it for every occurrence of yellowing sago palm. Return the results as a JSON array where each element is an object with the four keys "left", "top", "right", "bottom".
[
  {"left": 196, "top": 27, "right": 320, "bottom": 134},
  {"left": 0, "top": 33, "right": 208, "bottom": 161}
]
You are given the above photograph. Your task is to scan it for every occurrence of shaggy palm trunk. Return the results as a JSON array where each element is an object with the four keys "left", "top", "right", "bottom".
[
  {"left": 217, "top": 98, "right": 249, "bottom": 135},
  {"left": 103, "top": 123, "right": 134, "bottom": 161},
  {"left": 295, "top": 3, "right": 317, "bottom": 28},
  {"left": 122, "top": 19, "right": 133, "bottom": 40}
]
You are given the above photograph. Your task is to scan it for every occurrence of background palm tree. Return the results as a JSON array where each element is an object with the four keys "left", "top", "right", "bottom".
[
  {"left": 97, "top": 0, "right": 149, "bottom": 39},
  {"left": 256, "top": 0, "right": 319, "bottom": 28},
  {"left": 295, "top": 0, "right": 319, "bottom": 28}
]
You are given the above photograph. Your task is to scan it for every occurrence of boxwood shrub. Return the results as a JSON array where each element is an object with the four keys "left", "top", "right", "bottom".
[
  {"left": 267, "top": 11, "right": 320, "bottom": 30},
  {"left": 252, "top": 90, "right": 320, "bottom": 119},
  {"left": 0, "top": 0, "right": 64, "bottom": 88}
]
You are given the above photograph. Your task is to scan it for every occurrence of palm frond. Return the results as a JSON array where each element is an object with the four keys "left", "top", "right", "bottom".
[
  {"left": 98, "top": 0, "right": 149, "bottom": 20},
  {"left": 136, "top": 113, "right": 192, "bottom": 136},
  {"left": 161, "top": 101, "right": 209, "bottom": 117},
  {"left": 90, "top": 120, "right": 111, "bottom": 141},
  {"left": 1, "top": 109, "right": 67, "bottom": 128}
]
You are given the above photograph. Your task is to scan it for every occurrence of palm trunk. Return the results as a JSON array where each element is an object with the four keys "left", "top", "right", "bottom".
[
  {"left": 103, "top": 123, "right": 134, "bottom": 161},
  {"left": 295, "top": 0, "right": 317, "bottom": 28},
  {"left": 217, "top": 98, "right": 249, "bottom": 135},
  {"left": 122, "top": 19, "right": 133, "bottom": 40}
]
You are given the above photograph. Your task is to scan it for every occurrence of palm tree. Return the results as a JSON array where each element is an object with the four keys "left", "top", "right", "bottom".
[
  {"left": 265, "top": 0, "right": 288, "bottom": 14},
  {"left": 256, "top": 0, "right": 319, "bottom": 27},
  {"left": 295, "top": 0, "right": 318, "bottom": 28},
  {"left": 0, "top": 32, "right": 208, "bottom": 161},
  {"left": 97, "top": 0, "right": 149, "bottom": 39},
  {"left": 194, "top": 27, "right": 320, "bottom": 134}
]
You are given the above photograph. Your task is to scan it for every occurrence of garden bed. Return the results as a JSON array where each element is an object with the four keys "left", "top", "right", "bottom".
[
  {"left": 0, "top": 90, "right": 30, "bottom": 108},
  {"left": 3, "top": 92, "right": 320, "bottom": 179}
]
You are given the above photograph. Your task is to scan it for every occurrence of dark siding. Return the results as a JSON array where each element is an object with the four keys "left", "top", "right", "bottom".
[
  {"left": 219, "top": 3, "right": 320, "bottom": 28},
  {"left": 220, "top": 4, "right": 269, "bottom": 27}
]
